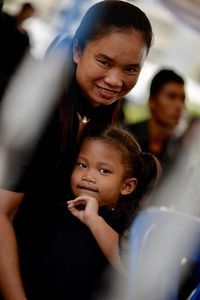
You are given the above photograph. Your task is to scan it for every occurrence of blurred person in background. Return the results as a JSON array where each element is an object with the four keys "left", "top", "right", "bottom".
[
  {"left": 0, "top": 0, "right": 31, "bottom": 99},
  {"left": 0, "top": 1, "right": 153, "bottom": 299},
  {"left": 128, "top": 69, "right": 186, "bottom": 172},
  {"left": 3, "top": 2, "right": 35, "bottom": 32}
]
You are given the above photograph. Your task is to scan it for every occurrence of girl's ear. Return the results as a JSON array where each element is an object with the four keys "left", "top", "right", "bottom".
[
  {"left": 73, "top": 39, "right": 81, "bottom": 64},
  {"left": 121, "top": 178, "right": 137, "bottom": 195}
]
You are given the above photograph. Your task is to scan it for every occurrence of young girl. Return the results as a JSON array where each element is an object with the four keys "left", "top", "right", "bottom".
[{"left": 67, "top": 126, "right": 162, "bottom": 274}]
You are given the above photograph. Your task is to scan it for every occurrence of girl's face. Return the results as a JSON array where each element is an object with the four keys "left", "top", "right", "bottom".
[
  {"left": 73, "top": 30, "right": 147, "bottom": 107},
  {"left": 71, "top": 138, "right": 137, "bottom": 207}
]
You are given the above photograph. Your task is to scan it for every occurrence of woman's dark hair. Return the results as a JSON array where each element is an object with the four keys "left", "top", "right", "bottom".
[
  {"left": 149, "top": 69, "right": 185, "bottom": 98},
  {"left": 58, "top": 0, "right": 153, "bottom": 150},
  {"left": 74, "top": 0, "right": 153, "bottom": 53},
  {"left": 80, "top": 126, "right": 162, "bottom": 219}
]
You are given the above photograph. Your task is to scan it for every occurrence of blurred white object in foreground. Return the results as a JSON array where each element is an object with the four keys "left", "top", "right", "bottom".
[{"left": 0, "top": 50, "right": 67, "bottom": 188}]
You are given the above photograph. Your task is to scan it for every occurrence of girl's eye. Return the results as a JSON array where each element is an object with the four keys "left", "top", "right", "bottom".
[
  {"left": 99, "top": 168, "right": 110, "bottom": 174},
  {"left": 77, "top": 162, "right": 86, "bottom": 168}
]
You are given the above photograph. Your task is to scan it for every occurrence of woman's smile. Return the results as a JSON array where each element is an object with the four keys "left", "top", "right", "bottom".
[{"left": 96, "top": 85, "right": 120, "bottom": 99}]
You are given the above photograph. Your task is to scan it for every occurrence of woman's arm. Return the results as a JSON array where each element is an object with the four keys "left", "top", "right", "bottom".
[
  {"left": 0, "top": 189, "right": 27, "bottom": 300},
  {"left": 67, "top": 196, "right": 126, "bottom": 274}
]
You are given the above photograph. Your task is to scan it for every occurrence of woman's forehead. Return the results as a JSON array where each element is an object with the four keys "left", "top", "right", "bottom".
[{"left": 84, "top": 30, "right": 147, "bottom": 63}]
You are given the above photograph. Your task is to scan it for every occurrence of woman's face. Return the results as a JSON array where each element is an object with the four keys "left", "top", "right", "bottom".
[{"left": 73, "top": 30, "right": 147, "bottom": 107}]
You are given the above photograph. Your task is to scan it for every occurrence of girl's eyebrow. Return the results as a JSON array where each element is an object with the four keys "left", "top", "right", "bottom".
[
  {"left": 77, "top": 155, "right": 87, "bottom": 161},
  {"left": 97, "top": 161, "right": 118, "bottom": 170},
  {"left": 78, "top": 156, "right": 116, "bottom": 169}
]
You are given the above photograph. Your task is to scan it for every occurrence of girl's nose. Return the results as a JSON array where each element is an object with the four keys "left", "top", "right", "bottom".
[{"left": 81, "top": 172, "right": 95, "bottom": 183}]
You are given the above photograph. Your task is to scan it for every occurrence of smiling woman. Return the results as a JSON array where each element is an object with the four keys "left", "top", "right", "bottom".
[
  {"left": 73, "top": 30, "right": 147, "bottom": 107},
  {"left": 0, "top": 1, "right": 153, "bottom": 300}
]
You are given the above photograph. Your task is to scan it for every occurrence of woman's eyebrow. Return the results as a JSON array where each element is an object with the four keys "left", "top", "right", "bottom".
[
  {"left": 96, "top": 53, "right": 113, "bottom": 61},
  {"left": 97, "top": 53, "right": 141, "bottom": 68}
]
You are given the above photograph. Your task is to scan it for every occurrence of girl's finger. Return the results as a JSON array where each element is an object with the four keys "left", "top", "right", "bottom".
[{"left": 67, "top": 199, "right": 83, "bottom": 206}]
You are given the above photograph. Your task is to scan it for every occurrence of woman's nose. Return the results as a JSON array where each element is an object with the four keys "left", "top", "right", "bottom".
[{"left": 104, "top": 69, "right": 123, "bottom": 88}]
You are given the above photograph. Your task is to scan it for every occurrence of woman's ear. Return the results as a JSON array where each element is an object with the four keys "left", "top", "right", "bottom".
[
  {"left": 121, "top": 178, "right": 137, "bottom": 195},
  {"left": 73, "top": 39, "right": 81, "bottom": 64}
]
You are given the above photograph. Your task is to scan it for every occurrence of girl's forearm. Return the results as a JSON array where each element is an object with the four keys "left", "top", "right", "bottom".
[{"left": 87, "top": 215, "right": 126, "bottom": 274}]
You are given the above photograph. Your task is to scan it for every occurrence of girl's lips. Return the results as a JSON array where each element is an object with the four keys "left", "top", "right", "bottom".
[{"left": 77, "top": 184, "right": 98, "bottom": 192}]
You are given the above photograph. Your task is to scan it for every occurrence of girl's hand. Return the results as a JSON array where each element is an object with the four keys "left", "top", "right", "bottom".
[{"left": 67, "top": 195, "right": 99, "bottom": 226}]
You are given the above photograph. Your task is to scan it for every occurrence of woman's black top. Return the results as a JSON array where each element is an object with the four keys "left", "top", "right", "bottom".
[{"left": 1, "top": 95, "right": 125, "bottom": 300}]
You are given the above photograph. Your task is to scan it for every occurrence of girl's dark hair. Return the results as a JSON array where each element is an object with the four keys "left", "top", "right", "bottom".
[
  {"left": 81, "top": 126, "right": 162, "bottom": 217},
  {"left": 58, "top": 0, "right": 153, "bottom": 150}
]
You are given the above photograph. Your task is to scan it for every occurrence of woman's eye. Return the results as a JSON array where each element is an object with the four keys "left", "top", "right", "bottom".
[
  {"left": 126, "top": 66, "right": 140, "bottom": 74},
  {"left": 98, "top": 60, "right": 110, "bottom": 67}
]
